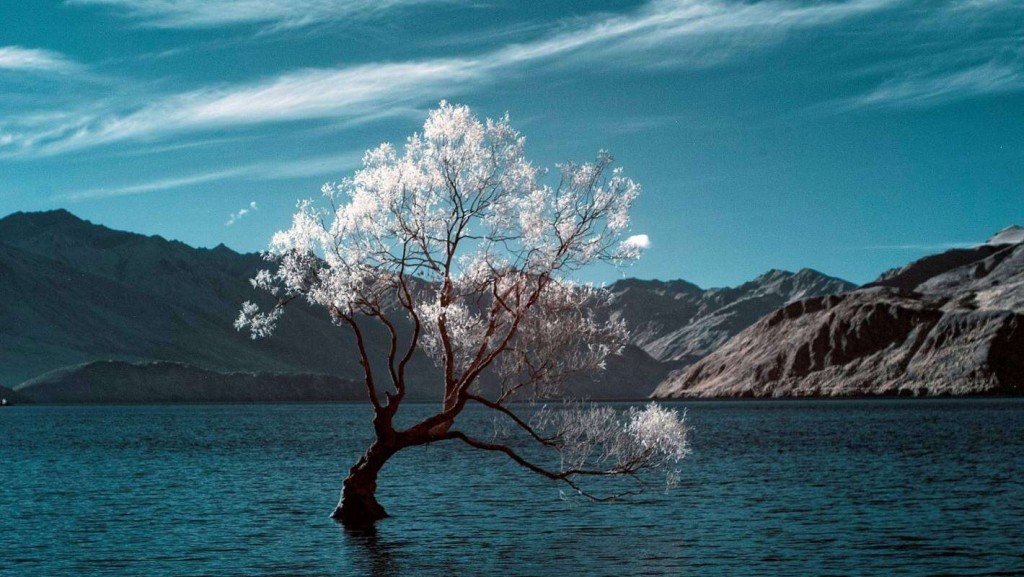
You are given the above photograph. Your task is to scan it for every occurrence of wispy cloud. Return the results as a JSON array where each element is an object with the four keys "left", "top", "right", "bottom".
[
  {"left": 57, "top": 152, "right": 363, "bottom": 201},
  {"left": 0, "top": 46, "right": 80, "bottom": 74},
  {"left": 489, "top": 0, "right": 899, "bottom": 69},
  {"left": 226, "top": 201, "right": 257, "bottom": 226},
  {"left": 3, "top": 0, "right": 1020, "bottom": 160},
  {"left": 67, "top": 0, "right": 453, "bottom": 29},
  {"left": 6, "top": 60, "right": 479, "bottom": 156},
  {"left": 814, "top": 0, "right": 1024, "bottom": 110},
  {"left": 255, "top": 151, "right": 363, "bottom": 179},
  {"left": 62, "top": 167, "right": 247, "bottom": 201},
  {"left": 5, "top": 0, "right": 906, "bottom": 157},
  {"left": 837, "top": 61, "right": 1024, "bottom": 110}
]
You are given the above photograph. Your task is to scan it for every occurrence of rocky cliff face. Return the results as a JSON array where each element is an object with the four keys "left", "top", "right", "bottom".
[
  {"left": 554, "top": 269, "right": 855, "bottom": 397},
  {"left": 655, "top": 233, "right": 1024, "bottom": 398}
]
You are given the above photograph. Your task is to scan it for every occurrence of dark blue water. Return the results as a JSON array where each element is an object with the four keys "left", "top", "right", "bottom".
[{"left": 2, "top": 400, "right": 1023, "bottom": 576}]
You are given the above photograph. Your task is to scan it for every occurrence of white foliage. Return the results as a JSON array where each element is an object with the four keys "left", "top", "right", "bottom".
[
  {"left": 239, "top": 101, "right": 642, "bottom": 392},
  {"left": 626, "top": 403, "right": 691, "bottom": 463},
  {"left": 534, "top": 401, "right": 690, "bottom": 492},
  {"left": 234, "top": 300, "right": 282, "bottom": 339}
]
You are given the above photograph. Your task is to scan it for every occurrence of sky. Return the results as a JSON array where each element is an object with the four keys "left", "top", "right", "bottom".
[{"left": 1, "top": 0, "right": 1022, "bottom": 287}]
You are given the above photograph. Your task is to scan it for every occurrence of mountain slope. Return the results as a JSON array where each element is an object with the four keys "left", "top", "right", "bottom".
[
  {"left": 655, "top": 233, "right": 1024, "bottom": 398},
  {"left": 0, "top": 210, "right": 434, "bottom": 389},
  {"left": 15, "top": 361, "right": 366, "bottom": 403}
]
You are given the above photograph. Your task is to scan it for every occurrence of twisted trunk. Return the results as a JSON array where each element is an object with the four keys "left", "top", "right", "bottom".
[{"left": 331, "top": 441, "right": 398, "bottom": 527}]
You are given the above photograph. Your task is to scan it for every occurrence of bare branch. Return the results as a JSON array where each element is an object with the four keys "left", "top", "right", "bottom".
[
  {"left": 464, "top": 394, "right": 558, "bottom": 447},
  {"left": 442, "top": 430, "right": 645, "bottom": 502},
  {"left": 332, "top": 307, "right": 381, "bottom": 410}
]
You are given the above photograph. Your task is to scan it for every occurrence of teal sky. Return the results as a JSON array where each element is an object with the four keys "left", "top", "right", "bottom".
[{"left": 1, "top": 0, "right": 1022, "bottom": 287}]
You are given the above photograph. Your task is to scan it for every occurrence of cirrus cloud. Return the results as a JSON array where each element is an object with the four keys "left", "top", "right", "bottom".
[
  {"left": 7, "top": 0, "right": 1020, "bottom": 158},
  {"left": 66, "top": 0, "right": 456, "bottom": 29}
]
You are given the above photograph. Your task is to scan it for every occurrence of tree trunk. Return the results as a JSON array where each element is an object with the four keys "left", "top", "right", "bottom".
[{"left": 331, "top": 441, "right": 397, "bottom": 527}]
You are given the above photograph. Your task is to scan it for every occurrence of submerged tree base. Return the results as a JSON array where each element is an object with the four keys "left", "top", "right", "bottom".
[
  {"left": 331, "top": 501, "right": 388, "bottom": 527},
  {"left": 332, "top": 457, "right": 391, "bottom": 527},
  {"left": 332, "top": 440, "right": 397, "bottom": 527}
]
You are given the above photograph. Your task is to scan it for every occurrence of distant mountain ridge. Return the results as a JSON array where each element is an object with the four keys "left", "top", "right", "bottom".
[
  {"left": 608, "top": 268, "right": 856, "bottom": 365},
  {"left": 0, "top": 210, "right": 855, "bottom": 402}
]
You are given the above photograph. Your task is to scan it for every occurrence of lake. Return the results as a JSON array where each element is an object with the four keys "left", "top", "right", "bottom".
[{"left": 2, "top": 400, "right": 1022, "bottom": 576}]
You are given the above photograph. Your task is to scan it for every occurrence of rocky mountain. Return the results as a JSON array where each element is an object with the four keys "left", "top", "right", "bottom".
[
  {"left": 608, "top": 269, "right": 856, "bottom": 364},
  {"left": 14, "top": 360, "right": 366, "bottom": 404},
  {"left": 587, "top": 269, "right": 856, "bottom": 397},
  {"left": 0, "top": 210, "right": 855, "bottom": 402},
  {"left": 655, "top": 230, "right": 1024, "bottom": 398},
  {"left": 988, "top": 225, "right": 1024, "bottom": 246}
]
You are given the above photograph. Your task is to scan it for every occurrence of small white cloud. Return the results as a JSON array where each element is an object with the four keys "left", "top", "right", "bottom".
[
  {"left": 623, "top": 234, "right": 651, "bottom": 249},
  {"left": 0, "top": 46, "right": 79, "bottom": 74},
  {"left": 226, "top": 201, "right": 258, "bottom": 226}
]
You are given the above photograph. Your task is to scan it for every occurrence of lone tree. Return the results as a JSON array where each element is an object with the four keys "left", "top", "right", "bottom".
[{"left": 237, "top": 102, "right": 690, "bottom": 527}]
